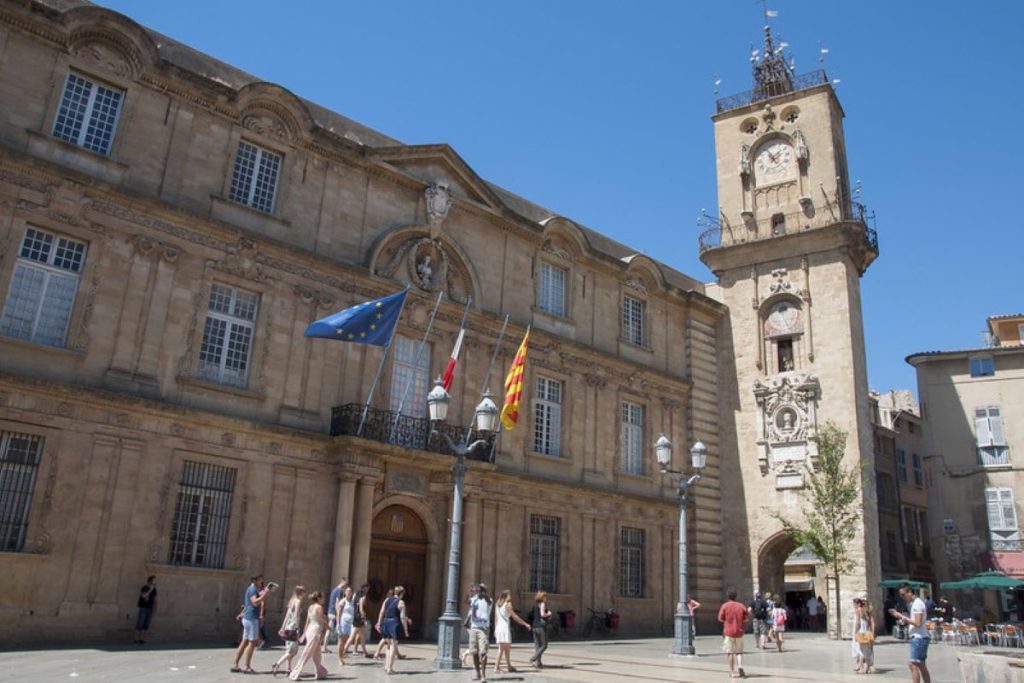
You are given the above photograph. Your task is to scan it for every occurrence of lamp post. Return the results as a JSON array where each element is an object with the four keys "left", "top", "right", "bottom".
[
  {"left": 655, "top": 434, "right": 708, "bottom": 656},
  {"left": 428, "top": 378, "right": 498, "bottom": 670}
]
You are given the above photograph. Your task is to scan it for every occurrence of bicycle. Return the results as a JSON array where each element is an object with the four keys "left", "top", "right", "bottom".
[{"left": 582, "top": 607, "right": 618, "bottom": 638}]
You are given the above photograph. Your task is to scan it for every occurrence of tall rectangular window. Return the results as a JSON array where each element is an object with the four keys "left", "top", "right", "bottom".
[
  {"left": 917, "top": 510, "right": 929, "bottom": 548},
  {"left": 896, "top": 448, "right": 907, "bottom": 483},
  {"left": 538, "top": 262, "right": 567, "bottom": 317},
  {"left": 388, "top": 335, "right": 432, "bottom": 447},
  {"left": 969, "top": 357, "right": 994, "bottom": 378},
  {"left": 622, "top": 295, "right": 645, "bottom": 346},
  {"left": 52, "top": 72, "right": 123, "bottom": 155},
  {"left": 533, "top": 377, "right": 562, "bottom": 456},
  {"left": 229, "top": 141, "right": 282, "bottom": 213},
  {"left": 0, "top": 431, "right": 44, "bottom": 552},
  {"left": 619, "top": 527, "right": 645, "bottom": 598},
  {"left": 911, "top": 453, "right": 923, "bottom": 487},
  {"left": 876, "top": 472, "right": 895, "bottom": 510},
  {"left": 198, "top": 283, "right": 258, "bottom": 388},
  {"left": 976, "top": 407, "right": 1009, "bottom": 466},
  {"left": 1, "top": 227, "right": 87, "bottom": 347},
  {"left": 884, "top": 530, "right": 899, "bottom": 568},
  {"left": 901, "top": 505, "right": 918, "bottom": 545},
  {"left": 167, "top": 461, "right": 236, "bottom": 568},
  {"left": 620, "top": 401, "right": 644, "bottom": 475},
  {"left": 529, "top": 514, "right": 559, "bottom": 593},
  {"left": 985, "top": 487, "right": 1021, "bottom": 551}
]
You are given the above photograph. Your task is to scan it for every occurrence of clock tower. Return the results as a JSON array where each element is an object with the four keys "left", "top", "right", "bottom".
[{"left": 700, "top": 24, "right": 880, "bottom": 636}]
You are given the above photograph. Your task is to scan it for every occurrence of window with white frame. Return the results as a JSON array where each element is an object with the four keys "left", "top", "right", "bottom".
[
  {"left": 985, "top": 487, "right": 1021, "bottom": 552},
  {"left": 619, "top": 526, "right": 645, "bottom": 598},
  {"left": 975, "top": 407, "right": 1009, "bottom": 466},
  {"left": 896, "top": 448, "right": 907, "bottom": 483},
  {"left": 538, "top": 261, "right": 567, "bottom": 317},
  {"left": 228, "top": 141, "right": 282, "bottom": 213},
  {"left": 197, "top": 283, "right": 258, "bottom": 388},
  {"left": 529, "top": 514, "right": 559, "bottom": 593},
  {"left": 533, "top": 377, "right": 562, "bottom": 456},
  {"left": 51, "top": 72, "right": 124, "bottom": 156},
  {"left": 1, "top": 227, "right": 87, "bottom": 347},
  {"left": 911, "top": 453, "right": 923, "bottom": 487},
  {"left": 167, "top": 460, "right": 236, "bottom": 568},
  {"left": 621, "top": 401, "right": 644, "bottom": 475},
  {"left": 622, "top": 295, "right": 645, "bottom": 346},
  {"left": 0, "top": 431, "right": 44, "bottom": 552}
]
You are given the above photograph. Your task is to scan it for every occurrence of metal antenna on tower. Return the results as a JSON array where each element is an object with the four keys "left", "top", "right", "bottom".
[{"left": 713, "top": 74, "right": 722, "bottom": 97}]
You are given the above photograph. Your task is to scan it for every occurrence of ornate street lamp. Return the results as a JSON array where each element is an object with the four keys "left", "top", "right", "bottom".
[
  {"left": 655, "top": 435, "right": 708, "bottom": 656},
  {"left": 431, "top": 379, "right": 498, "bottom": 670}
]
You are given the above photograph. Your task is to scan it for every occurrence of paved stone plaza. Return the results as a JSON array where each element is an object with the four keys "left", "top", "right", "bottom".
[{"left": 2, "top": 633, "right": 964, "bottom": 682}]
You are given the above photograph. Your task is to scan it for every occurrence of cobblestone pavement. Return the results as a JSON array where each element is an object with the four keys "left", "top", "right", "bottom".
[{"left": 1, "top": 632, "right": 966, "bottom": 682}]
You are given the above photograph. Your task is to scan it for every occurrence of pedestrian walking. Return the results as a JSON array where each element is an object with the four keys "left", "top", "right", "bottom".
[
  {"left": 375, "top": 585, "right": 410, "bottom": 675},
  {"left": 133, "top": 575, "right": 157, "bottom": 644},
  {"left": 231, "top": 575, "right": 272, "bottom": 674},
  {"left": 763, "top": 593, "right": 776, "bottom": 645},
  {"left": 851, "top": 597, "right": 877, "bottom": 674},
  {"left": 289, "top": 591, "right": 328, "bottom": 681},
  {"left": 528, "top": 591, "right": 552, "bottom": 669},
  {"left": 748, "top": 591, "right": 769, "bottom": 649},
  {"left": 771, "top": 599, "right": 787, "bottom": 652},
  {"left": 687, "top": 595, "right": 701, "bottom": 640},
  {"left": 335, "top": 585, "right": 355, "bottom": 667},
  {"left": 493, "top": 589, "right": 531, "bottom": 674},
  {"left": 272, "top": 585, "right": 306, "bottom": 676},
  {"left": 324, "top": 577, "right": 347, "bottom": 654},
  {"left": 349, "top": 584, "right": 369, "bottom": 657},
  {"left": 889, "top": 583, "right": 930, "bottom": 683},
  {"left": 465, "top": 582, "right": 492, "bottom": 681},
  {"left": 807, "top": 595, "right": 820, "bottom": 631},
  {"left": 718, "top": 588, "right": 749, "bottom": 679}
]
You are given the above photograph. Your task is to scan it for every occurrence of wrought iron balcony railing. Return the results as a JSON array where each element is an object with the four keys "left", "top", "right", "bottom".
[
  {"left": 715, "top": 70, "right": 830, "bottom": 114},
  {"left": 330, "top": 403, "right": 497, "bottom": 461}
]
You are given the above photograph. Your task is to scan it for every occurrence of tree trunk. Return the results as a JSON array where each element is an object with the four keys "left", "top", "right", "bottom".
[{"left": 833, "top": 569, "right": 842, "bottom": 641}]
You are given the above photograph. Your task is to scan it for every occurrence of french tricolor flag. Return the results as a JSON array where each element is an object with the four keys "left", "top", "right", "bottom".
[{"left": 442, "top": 299, "right": 472, "bottom": 391}]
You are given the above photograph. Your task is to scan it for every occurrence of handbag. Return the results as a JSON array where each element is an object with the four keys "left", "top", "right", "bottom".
[
  {"left": 855, "top": 630, "right": 875, "bottom": 645},
  {"left": 278, "top": 628, "right": 298, "bottom": 641}
]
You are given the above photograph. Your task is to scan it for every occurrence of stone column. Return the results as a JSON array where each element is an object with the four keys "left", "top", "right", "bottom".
[
  {"left": 349, "top": 478, "right": 376, "bottom": 585},
  {"left": 331, "top": 477, "right": 357, "bottom": 583}
]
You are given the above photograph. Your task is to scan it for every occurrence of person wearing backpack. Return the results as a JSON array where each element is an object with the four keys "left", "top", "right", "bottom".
[
  {"left": 748, "top": 592, "right": 769, "bottom": 649},
  {"left": 771, "top": 600, "right": 788, "bottom": 652}
]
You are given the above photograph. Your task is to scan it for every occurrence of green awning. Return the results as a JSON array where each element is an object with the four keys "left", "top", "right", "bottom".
[
  {"left": 879, "top": 579, "right": 930, "bottom": 589},
  {"left": 940, "top": 571, "right": 1024, "bottom": 591}
]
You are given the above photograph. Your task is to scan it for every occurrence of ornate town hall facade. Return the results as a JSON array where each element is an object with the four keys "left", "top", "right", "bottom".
[{"left": 0, "top": 2, "right": 879, "bottom": 643}]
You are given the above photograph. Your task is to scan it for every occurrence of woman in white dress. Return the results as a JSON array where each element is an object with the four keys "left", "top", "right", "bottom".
[
  {"left": 272, "top": 585, "right": 305, "bottom": 676},
  {"left": 493, "top": 589, "right": 532, "bottom": 674},
  {"left": 851, "top": 597, "right": 877, "bottom": 674},
  {"left": 335, "top": 585, "right": 355, "bottom": 667},
  {"left": 289, "top": 591, "right": 328, "bottom": 681}
]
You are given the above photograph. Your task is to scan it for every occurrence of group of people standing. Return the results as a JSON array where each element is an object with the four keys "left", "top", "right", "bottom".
[{"left": 463, "top": 583, "right": 553, "bottom": 681}]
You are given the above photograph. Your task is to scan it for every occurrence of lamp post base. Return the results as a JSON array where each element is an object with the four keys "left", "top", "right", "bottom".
[
  {"left": 673, "top": 612, "right": 695, "bottom": 656},
  {"left": 434, "top": 612, "right": 464, "bottom": 670}
]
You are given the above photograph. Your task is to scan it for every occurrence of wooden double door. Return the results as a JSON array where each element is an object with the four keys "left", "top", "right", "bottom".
[{"left": 366, "top": 505, "right": 428, "bottom": 640}]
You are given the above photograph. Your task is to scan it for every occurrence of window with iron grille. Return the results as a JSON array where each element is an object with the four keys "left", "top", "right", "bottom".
[
  {"left": 622, "top": 295, "right": 645, "bottom": 346},
  {"left": 198, "top": 283, "right": 258, "bottom": 388},
  {"left": 619, "top": 527, "right": 645, "bottom": 598},
  {"left": 0, "top": 431, "right": 44, "bottom": 552},
  {"left": 529, "top": 515, "right": 559, "bottom": 593},
  {"left": 538, "top": 262, "right": 567, "bottom": 317},
  {"left": 621, "top": 401, "right": 644, "bottom": 475},
  {"left": 167, "top": 461, "right": 236, "bottom": 568},
  {"left": 1, "top": 227, "right": 87, "bottom": 347},
  {"left": 228, "top": 141, "right": 282, "bottom": 213},
  {"left": 533, "top": 377, "right": 562, "bottom": 456},
  {"left": 975, "top": 407, "right": 1009, "bottom": 466},
  {"left": 51, "top": 73, "right": 123, "bottom": 156}
]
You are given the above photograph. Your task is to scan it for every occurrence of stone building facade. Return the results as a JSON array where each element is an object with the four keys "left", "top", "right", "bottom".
[
  {"left": 908, "top": 314, "right": 1024, "bottom": 616},
  {"left": 0, "top": 1, "right": 879, "bottom": 644}
]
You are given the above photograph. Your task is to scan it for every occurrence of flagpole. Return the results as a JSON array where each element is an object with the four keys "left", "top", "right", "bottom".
[
  {"left": 357, "top": 286, "right": 410, "bottom": 437},
  {"left": 465, "top": 314, "right": 510, "bottom": 438},
  {"left": 389, "top": 290, "right": 444, "bottom": 443}
]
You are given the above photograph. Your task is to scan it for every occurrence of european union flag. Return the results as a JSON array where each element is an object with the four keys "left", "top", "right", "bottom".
[{"left": 305, "top": 289, "right": 408, "bottom": 346}]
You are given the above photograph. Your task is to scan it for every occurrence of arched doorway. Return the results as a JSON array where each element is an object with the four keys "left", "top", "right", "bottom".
[
  {"left": 757, "top": 533, "right": 797, "bottom": 597},
  {"left": 367, "top": 505, "right": 428, "bottom": 639}
]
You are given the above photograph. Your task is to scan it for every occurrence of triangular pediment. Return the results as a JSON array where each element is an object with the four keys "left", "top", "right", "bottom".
[{"left": 369, "top": 144, "right": 506, "bottom": 212}]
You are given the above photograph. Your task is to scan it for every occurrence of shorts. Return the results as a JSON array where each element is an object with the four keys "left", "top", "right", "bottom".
[
  {"left": 241, "top": 617, "right": 259, "bottom": 641},
  {"left": 774, "top": 623, "right": 786, "bottom": 632},
  {"left": 135, "top": 607, "right": 152, "bottom": 631},
  {"left": 467, "top": 627, "right": 489, "bottom": 655},
  {"left": 722, "top": 636, "right": 744, "bottom": 654},
  {"left": 338, "top": 618, "right": 353, "bottom": 637},
  {"left": 909, "top": 636, "right": 929, "bottom": 663},
  {"left": 752, "top": 620, "right": 767, "bottom": 637}
]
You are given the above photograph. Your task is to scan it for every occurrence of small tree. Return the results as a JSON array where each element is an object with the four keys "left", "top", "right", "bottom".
[{"left": 774, "top": 421, "right": 862, "bottom": 639}]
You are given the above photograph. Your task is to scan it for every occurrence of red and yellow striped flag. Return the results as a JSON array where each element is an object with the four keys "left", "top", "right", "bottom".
[{"left": 500, "top": 328, "right": 530, "bottom": 430}]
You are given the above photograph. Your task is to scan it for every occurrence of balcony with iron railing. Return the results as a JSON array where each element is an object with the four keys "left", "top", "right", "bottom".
[
  {"left": 697, "top": 197, "right": 878, "bottom": 255},
  {"left": 715, "top": 70, "right": 831, "bottom": 114},
  {"left": 330, "top": 403, "right": 497, "bottom": 461}
]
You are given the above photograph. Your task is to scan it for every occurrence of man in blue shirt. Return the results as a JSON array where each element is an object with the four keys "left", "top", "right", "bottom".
[
  {"left": 325, "top": 577, "right": 348, "bottom": 653},
  {"left": 231, "top": 575, "right": 271, "bottom": 674}
]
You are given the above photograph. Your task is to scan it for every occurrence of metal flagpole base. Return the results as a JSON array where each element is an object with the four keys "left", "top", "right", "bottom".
[
  {"left": 672, "top": 612, "right": 696, "bottom": 656},
  {"left": 435, "top": 611, "right": 464, "bottom": 670}
]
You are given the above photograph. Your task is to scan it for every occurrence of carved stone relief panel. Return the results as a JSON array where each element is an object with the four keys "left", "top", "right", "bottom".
[
  {"left": 752, "top": 372, "right": 821, "bottom": 487},
  {"left": 375, "top": 233, "right": 472, "bottom": 303}
]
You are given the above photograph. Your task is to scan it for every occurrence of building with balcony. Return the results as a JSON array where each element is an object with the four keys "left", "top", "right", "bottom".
[{"left": 0, "top": 1, "right": 882, "bottom": 643}]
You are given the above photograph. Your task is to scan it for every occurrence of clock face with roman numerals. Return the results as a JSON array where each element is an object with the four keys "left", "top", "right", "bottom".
[{"left": 754, "top": 141, "right": 795, "bottom": 185}]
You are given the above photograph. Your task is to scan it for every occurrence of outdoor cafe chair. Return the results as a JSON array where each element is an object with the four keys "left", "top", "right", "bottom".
[
  {"left": 1002, "top": 625, "right": 1021, "bottom": 648},
  {"left": 984, "top": 623, "right": 1003, "bottom": 646},
  {"left": 941, "top": 622, "right": 959, "bottom": 645},
  {"left": 959, "top": 622, "right": 981, "bottom": 646}
]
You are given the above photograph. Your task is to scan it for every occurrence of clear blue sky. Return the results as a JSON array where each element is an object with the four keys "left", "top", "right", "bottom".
[{"left": 98, "top": 0, "right": 1023, "bottom": 396}]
